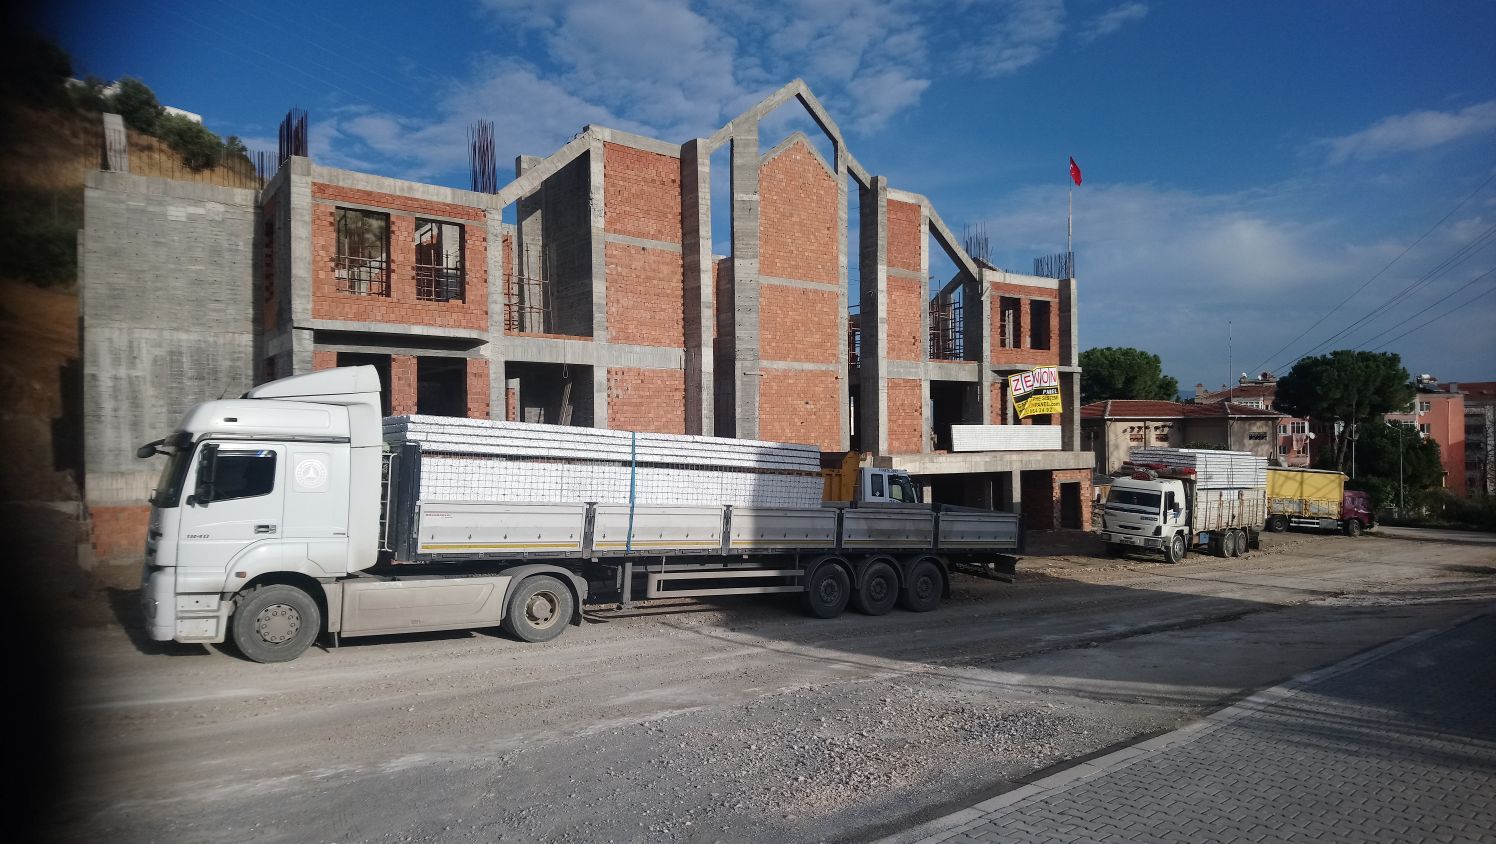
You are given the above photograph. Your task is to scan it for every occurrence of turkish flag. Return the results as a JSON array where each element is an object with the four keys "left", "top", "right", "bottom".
[{"left": 1069, "top": 157, "right": 1082, "bottom": 186}]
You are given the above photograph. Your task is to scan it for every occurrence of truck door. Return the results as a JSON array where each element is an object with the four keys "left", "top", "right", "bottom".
[
  {"left": 176, "top": 444, "right": 286, "bottom": 593},
  {"left": 283, "top": 446, "right": 351, "bottom": 576}
]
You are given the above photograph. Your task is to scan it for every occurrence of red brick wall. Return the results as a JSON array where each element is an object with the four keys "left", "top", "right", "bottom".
[
  {"left": 603, "top": 143, "right": 681, "bottom": 244},
  {"left": 1021, "top": 468, "right": 1093, "bottom": 531},
  {"left": 989, "top": 281, "right": 1061, "bottom": 368},
  {"left": 886, "top": 378, "right": 924, "bottom": 454},
  {"left": 759, "top": 369, "right": 842, "bottom": 450},
  {"left": 312, "top": 350, "right": 338, "bottom": 371},
  {"left": 608, "top": 368, "right": 686, "bottom": 433},
  {"left": 759, "top": 284, "right": 840, "bottom": 364},
  {"left": 759, "top": 138, "right": 839, "bottom": 285},
  {"left": 605, "top": 242, "right": 684, "bottom": 347},
  {"left": 391, "top": 355, "right": 417, "bottom": 415},
  {"left": 885, "top": 276, "right": 924, "bottom": 361},
  {"left": 91, "top": 504, "right": 150, "bottom": 561},
  {"left": 466, "top": 358, "right": 490, "bottom": 419},
  {"left": 989, "top": 383, "right": 1005, "bottom": 424},
  {"left": 886, "top": 199, "right": 922, "bottom": 273},
  {"left": 310, "top": 184, "right": 487, "bottom": 331}
]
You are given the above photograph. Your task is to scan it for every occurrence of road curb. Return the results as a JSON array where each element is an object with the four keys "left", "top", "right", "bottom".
[{"left": 875, "top": 602, "right": 1496, "bottom": 844}]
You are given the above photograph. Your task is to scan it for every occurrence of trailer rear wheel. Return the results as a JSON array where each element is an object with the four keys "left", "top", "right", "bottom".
[
  {"left": 1228, "top": 529, "right": 1245, "bottom": 557},
  {"left": 852, "top": 561, "right": 898, "bottom": 616},
  {"left": 1268, "top": 515, "right": 1289, "bottom": 533},
  {"left": 502, "top": 575, "right": 573, "bottom": 643},
  {"left": 803, "top": 563, "right": 851, "bottom": 619},
  {"left": 898, "top": 560, "right": 944, "bottom": 612},
  {"left": 231, "top": 584, "right": 322, "bottom": 664},
  {"left": 1344, "top": 518, "right": 1363, "bottom": 538},
  {"left": 1164, "top": 534, "right": 1187, "bottom": 565},
  {"left": 1210, "top": 534, "right": 1228, "bottom": 558}
]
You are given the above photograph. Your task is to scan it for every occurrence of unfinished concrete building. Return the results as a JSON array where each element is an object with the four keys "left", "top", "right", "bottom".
[{"left": 81, "top": 81, "right": 1093, "bottom": 559}]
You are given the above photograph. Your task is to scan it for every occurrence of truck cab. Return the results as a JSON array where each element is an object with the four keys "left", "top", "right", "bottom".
[
  {"left": 820, "top": 452, "right": 923, "bottom": 506},
  {"left": 1099, "top": 475, "right": 1190, "bottom": 558},
  {"left": 139, "top": 368, "right": 385, "bottom": 648}
]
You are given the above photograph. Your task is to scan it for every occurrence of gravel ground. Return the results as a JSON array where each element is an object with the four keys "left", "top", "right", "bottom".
[{"left": 45, "top": 529, "right": 1496, "bottom": 843}]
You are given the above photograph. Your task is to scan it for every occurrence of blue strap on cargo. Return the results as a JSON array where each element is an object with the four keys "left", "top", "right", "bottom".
[{"left": 626, "top": 430, "right": 637, "bottom": 554}]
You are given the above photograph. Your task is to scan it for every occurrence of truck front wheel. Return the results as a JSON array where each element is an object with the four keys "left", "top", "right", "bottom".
[
  {"left": 1164, "top": 534, "right": 1187, "bottom": 564},
  {"left": 1268, "top": 515, "right": 1289, "bottom": 533},
  {"left": 1344, "top": 518, "right": 1363, "bottom": 538},
  {"left": 502, "top": 575, "right": 574, "bottom": 643},
  {"left": 231, "top": 584, "right": 322, "bottom": 664}
]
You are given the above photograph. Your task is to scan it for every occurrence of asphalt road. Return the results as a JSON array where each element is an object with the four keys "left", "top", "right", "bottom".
[{"left": 46, "top": 530, "right": 1496, "bottom": 843}]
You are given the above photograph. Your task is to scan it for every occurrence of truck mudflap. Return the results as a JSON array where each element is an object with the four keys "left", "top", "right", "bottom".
[{"left": 949, "top": 554, "right": 1018, "bottom": 583}]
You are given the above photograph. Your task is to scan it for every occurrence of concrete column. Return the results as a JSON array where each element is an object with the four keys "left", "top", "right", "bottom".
[
  {"left": 588, "top": 137, "right": 609, "bottom": 428},
  {"left": 919, "top": 203, "right": 931, "bottom": 453},
  {"left": 730, "top": 126, "right": 762, "bottom": 440},
  {"left": 835, "top": 143, "right": 851, "bottom": 452},
  {"left": 514, "top": 155, "right": 544, "bottom": 333},
  {"left": 1061, "top": 370, "right": 1082, "bottom": 451},
  {"left": 976, "top": 268, "right": 995, "bottom": 424},
  {"left": 858, "top": 176, "right": 889, "bottom": 454},
  {"left": 485, "top": 210, "right": 508, "bottom": 419},
  {"left": 681, "top": 139, "right": 715, "bottom": 436},
  {"left": 287, "top": 156, "right": 315, "bottom": 373},
  {"left": 999, "top": 470, "right": 1022, "bottom": 514}
]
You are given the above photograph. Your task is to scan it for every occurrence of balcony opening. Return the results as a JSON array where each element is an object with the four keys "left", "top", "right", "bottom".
[
  {"left": 505, "top": 362, "right": 594, "bottom": 427},
  {"left": 416, "top": 357, "right": 468, "bottom": 417},
  {"left": 1029, "top": 299, "right": 1051, "bottom": 350},
  {"left": 931, "top": 380, "right": 980, "bottom": 451}
]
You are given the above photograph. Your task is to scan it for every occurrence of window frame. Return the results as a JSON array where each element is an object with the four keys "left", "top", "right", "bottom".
[
  {"left": 414, "top": 217, "right": 466, "bottom": 302},
  {"left": 334, "top": 207, "right": 391, "bottom": 296}
]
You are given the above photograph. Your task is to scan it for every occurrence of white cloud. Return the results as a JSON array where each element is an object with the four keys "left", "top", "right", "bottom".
[
  {"left": 953, "top": 0, "right": 1066, "bottom": 78},
  {"left": 1322, "top": 100, "right": 1496, "bottom": 163},
  {"left": 1077, "top": 2, "right": 1148, "bottom": 44}
]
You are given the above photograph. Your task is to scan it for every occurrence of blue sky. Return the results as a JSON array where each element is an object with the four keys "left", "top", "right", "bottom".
[{"left": 42, "top": 0, "right": 1496, "bottom": 391}]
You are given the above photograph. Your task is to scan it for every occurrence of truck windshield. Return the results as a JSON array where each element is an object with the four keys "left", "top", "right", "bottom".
[
  {"left": 149, "top": 433, "right": 195, "bottom": 508},
  {"left": 1106, "top": 488, "right": 1161, "bottom": 514}
]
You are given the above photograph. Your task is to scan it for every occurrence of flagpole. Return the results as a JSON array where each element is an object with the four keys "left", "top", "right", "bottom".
[{"left": 1067, "top": 183, "right": 1073, "bottom": 256}]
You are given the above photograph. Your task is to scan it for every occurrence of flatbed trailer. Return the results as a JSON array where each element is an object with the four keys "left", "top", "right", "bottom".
[{"left": 139, "top": 367, "right": 1023, "bottom": 662}]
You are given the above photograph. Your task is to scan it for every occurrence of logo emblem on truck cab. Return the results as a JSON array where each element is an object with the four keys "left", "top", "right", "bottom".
[{"left": 294, "top": 454, "right": 330, "bottom": 493}]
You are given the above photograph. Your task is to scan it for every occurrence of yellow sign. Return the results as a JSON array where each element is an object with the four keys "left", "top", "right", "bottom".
[{"left": 1008, "top": 366, "right": 1062, "bottom": 418}]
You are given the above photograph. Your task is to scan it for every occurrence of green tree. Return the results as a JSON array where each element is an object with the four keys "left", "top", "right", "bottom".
[
  {"left": 1351, "top": 420, "right": 1443, "bottom": 508},
  {"left": 156, "top": 113, "right": 223, "bottom": 170},
  {"left": 107, "top": 77, "right": 164, "bottom": 133},
  {"left": 1275, "top": 350, "right": 1414, "bottom": 471},
  {"left": 1079, "top": 347, "right": 1179, "bottom": 404}
]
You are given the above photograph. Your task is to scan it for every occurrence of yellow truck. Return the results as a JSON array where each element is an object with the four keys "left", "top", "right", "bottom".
[{"left": 1265, "top": 467, "right": 1373, "bottom": 536}]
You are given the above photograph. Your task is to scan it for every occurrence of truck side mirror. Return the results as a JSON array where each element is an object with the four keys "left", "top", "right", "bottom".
[{"left": 192, "top": 443, "right": 219, "bottom": 505}]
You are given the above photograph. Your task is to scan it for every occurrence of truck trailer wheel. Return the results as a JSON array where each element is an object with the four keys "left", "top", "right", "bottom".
[
  {"left": 1344, "top": 518, "right": 1363, "bottom": 538},
  {"left": 803, "top": 563, "right": 851, "bottom": 619},
  {"left": 1228, "top": 529, "right": 1245, "bottom": 557},
  {"left": 502, "top": 575, "right": 574, "bottom": 643},
  {"left": 231, "top": 584, "right": 322, "bottom": 664},
  {"left": 1164, "top": 534, "right": 1187, "bottom": 565},
  {"left": 898, "top": 560, "right": 944, "bottom": 612},
  {"left": 852, "top": 560, "right": 899, "bottom": 616},
  {"left": 1268, "top": 515, "right": 1289, "bottom": 533}
]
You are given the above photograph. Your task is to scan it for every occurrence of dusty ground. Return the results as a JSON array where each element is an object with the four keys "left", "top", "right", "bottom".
[{"left": 44, "top": 529, "right": 1496, "bottom": 843}]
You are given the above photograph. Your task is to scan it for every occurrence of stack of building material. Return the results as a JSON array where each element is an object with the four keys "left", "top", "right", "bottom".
[
  {"left": 1128, "top": 447, "right": 1267, "bottom": 489},
  {"left": 384, "top": 416, "right": 824, "bottom": 508}
]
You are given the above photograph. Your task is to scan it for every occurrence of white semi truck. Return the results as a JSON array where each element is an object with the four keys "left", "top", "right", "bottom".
[
  {"left": 138, "top": 367, "right": 1023, "bottom": 662},
  {"left": 1099, "top": 448, "right": 1267, "bottom": 564}
]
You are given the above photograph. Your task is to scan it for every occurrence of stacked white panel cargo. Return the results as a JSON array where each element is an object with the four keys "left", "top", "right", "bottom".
[{"left": 1128, "top": 447, "right": 1268, "bottom": 489}]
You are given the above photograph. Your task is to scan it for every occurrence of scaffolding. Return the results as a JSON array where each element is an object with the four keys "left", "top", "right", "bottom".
[
  {"left": 929, "top": 294, "right": 964, "bottom": 360},
  {"left": 504, "top": 244, "right": 556, "bottom": 333}
]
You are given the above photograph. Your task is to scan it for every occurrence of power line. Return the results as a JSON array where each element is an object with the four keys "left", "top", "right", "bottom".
[
  {"left": 1353, "top": 265, "right": 1495, "bottom": 350},
  {"left": 1250, "top": 166, "right": 1496, "bottom": 374},
  {"left": 1370, "top": 284, "right": 1496, "bottom": 352},
  {"left": 1272, "top": 223, "right": 1496, "bottom": 371}
]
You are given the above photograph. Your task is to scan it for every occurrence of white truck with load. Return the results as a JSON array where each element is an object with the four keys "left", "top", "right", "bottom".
[
  {"left": 137, "top": 366, "right": 1023, "bottom": 662},
  {"left": 1099, "top": 448, "right": 1267, "bottom": 563}
]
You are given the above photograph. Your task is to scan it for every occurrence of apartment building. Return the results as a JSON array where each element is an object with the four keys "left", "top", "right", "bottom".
[
  {"left": 1384, "top": 375, "right": 1466, "bottom": 496},
  {"left": 1462, "top": 382, "right": 1495, "bottom": 497},
  {"left": 81, "top": 81, "right": 1093, "bottom": 559}
]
